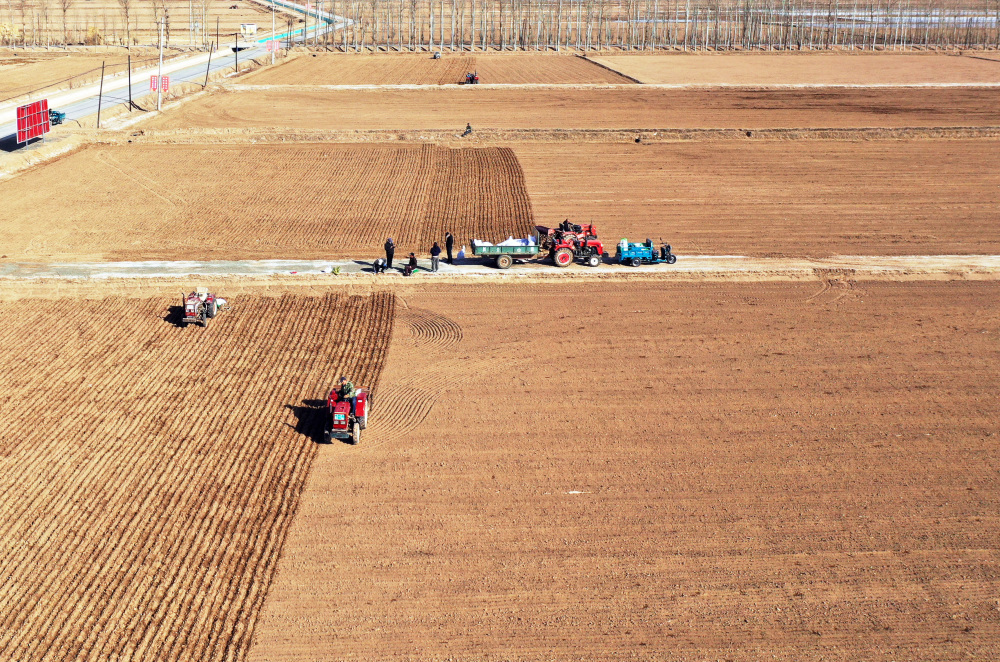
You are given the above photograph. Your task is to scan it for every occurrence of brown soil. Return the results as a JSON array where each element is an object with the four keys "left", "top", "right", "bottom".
[
  {"left": 143, "top": 85, "right": 1000, "bottom": 131},
  {"left": 241, "top": 52, "right": 635, "bottom": 84},
  {"left": 0, "top": 143, "right": 534, "bottom": 261},
  {"left": 0, "top": 291, "right": 396, "bottom": 662},
  {"left": 248, "top": 280, "right": 1000, "bottom": 661},
  {"left": 593, "top": 52, "right": 1000, "bottom": 85},
  {"left": 0, "top": 48, "right": 179, "bottom": 99},
  {"left": 514, "top": 140, "right": 1000, "bottom": 257}
]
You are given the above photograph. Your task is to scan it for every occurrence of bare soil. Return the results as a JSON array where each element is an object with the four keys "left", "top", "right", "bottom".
[
  {"left": 144, "top": 85, "right": 1000, "bottom": 131},
  {"left": 0, "top": 291, "right": 396, "bottom": 662},
  {"left": 514, "top": 140, "right": 1000, "bottom": 257},
  {"left": 249, "top": 280, "right": 1000, "bottom": 661},
  {"left": 593, "top": 52, "right": 1000, "bottom": 85},
  {"left": 241, "top": 52, "right": 635, "bottom": 84},
  {"left": 0, "top": 143, "right": 534, "bottom": 261},
  {"left": 0, "top": 48, "right": 179, "bottom": 99}
]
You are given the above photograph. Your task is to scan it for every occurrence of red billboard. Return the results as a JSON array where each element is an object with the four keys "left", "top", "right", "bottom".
[{"left": 16, "top": 99, "right": 50, "bottom": 144}]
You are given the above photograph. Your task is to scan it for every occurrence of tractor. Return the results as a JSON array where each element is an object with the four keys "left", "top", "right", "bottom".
[
  {"left": 180, "top": 288, "right": 224, "bottom": 327},
  {"left": 615, "top": 239, "right": 677, "bottom": 267},
  {"left": 464, "top": 71, "right": 480, "bottom": 84},
  {"left": 541, "top": 222, "right": 605, "bottom": 267},
  {"left": 324, "top": 387, "right": 370, "bottom": 445}
]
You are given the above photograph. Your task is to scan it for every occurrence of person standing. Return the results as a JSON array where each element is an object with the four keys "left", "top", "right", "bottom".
[
  {"left": 384, "top": 237, "right": 395, "bottom": 270},
  {"left": 445, "top": 232, "right": 455, "bottom": 264},
  {"left": 430, "top": 242, "right": 442, "bottom": 272}
]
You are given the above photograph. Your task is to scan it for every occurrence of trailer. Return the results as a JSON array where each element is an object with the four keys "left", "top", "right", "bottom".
[{"left": 471, "top": 240, "right": 540, "bottom": 269}]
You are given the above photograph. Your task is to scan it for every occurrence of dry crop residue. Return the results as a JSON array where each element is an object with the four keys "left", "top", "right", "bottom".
[
  {"left": 143, "top": 85, "right": 1000, "bottom": 131},
  {"left": 0, "top": 143, "right": 535, "bottom": 261},
  {"left": 241, "top": 52, "right": 633, "bottom": 85},
  {"left": 515, "top": 139, "right": 1000, "bottom": 257},
  {"left": 0, "top": 292, "right": 395, "bottom": 662}
]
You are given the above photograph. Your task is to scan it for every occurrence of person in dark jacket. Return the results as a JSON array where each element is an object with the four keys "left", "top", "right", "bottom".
[
  {"left": 403, "top": 252, "right": 418, "bottom": 276},
  {"left": 445, "top": 232, "right": 455, "bottom": 264},
  {"left": 384, "top": 237, "right": 395, "bottom": 270},
  {"left": 430, "top": 242, "right": 442, "bottom": 272}
]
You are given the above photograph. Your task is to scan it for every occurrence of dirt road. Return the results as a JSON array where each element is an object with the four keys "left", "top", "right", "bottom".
[{"left": 249, "top": 280, "right": 1000, "bottom": 661}]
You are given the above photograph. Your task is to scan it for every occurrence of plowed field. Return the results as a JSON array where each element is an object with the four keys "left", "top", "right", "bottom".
[
  {"left": 593, "top": 52, "right": 1000, "bottom": 85},
  {"left": 241, "top": 52, "right": 634, "bottom": 85},
  {"left": 0, "top": 143, "right": 534, "bottom": 261},
  {"left": 515, "top": 140, "right": 1000, "bottom": 257},
  {"left": 249, "top": 280, "right": 1000, "bottom": 661},
  {"left": 144, "top": 86, "right": 1000, "bottom": 131},
  {"left": 0, "top": 291, "right": 395, "bottom": 662}
]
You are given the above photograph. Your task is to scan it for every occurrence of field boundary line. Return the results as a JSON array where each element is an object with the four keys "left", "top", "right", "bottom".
[{"left": 221, "top": 82, "right": 1000, "bottom": 91}]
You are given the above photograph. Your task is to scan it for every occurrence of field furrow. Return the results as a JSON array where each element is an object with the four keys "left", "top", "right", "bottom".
[{"left": 0, "top": 292, "right": 396, "bottom": 662}]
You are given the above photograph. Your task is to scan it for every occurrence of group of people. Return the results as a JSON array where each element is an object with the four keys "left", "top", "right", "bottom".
[{"left": 376, "top": 232, "right": 456, "bottom": 276}]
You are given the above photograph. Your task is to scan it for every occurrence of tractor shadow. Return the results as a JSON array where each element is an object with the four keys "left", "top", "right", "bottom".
[
  {"left": 163, "top": 305, "right": 187, "bottom": 327},
  {"left": 285, "top": 399, "right": 351, "bottom": 445}
]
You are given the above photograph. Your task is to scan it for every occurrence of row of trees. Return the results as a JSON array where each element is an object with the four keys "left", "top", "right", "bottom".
[
  {"left": 3, "top": 0, "right": 999, "bottom": 49},
  {"left": 1, "top": 0, "right": 212, "bottom": 47},
  {"left": 301, "top": 0, "right": 1000, "bottom": 51}
]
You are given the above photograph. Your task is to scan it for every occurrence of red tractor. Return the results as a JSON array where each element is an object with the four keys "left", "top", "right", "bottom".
[
  {"left": 181, "top": 288, "right": 224, "bottom": 327},
  {"left": 324, "top": 387, "right": 370, "bottom": 445},
  {"left": 464, "top": 71, "right": 480, "bottom": 84},
  {"left": 541, "top": 222, "right": 605, "bottom": 267}
]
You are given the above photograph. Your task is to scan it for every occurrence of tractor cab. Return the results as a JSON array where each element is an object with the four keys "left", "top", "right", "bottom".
[{"left": 325, "top": 388, "right": 369, "bottom": 445}]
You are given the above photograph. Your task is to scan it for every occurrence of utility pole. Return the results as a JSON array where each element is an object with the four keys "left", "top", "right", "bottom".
[
  {"left": 157, "top": 19, "right": 164, "bottom": 111},
  {"left": 271, "top": 0, "right": 276, "bottom": 64},
  {"left": 96, "top": 60, "right": 105, "bottom": 127}
]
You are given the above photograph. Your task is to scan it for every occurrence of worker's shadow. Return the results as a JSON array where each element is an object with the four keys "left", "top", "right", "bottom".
[
  {"left": 285, "top": 399, "right": 349, "bottom": 445},
  {"left": 163, "top": 306, "right": 186, "bottom": 327}
]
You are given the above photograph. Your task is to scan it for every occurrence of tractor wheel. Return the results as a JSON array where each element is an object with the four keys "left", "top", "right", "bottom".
[
  {"left": 496, "top": 254, "right": 513, "bottom": 270},
  {"left": 323, "top": 428, "right": 332, "bottom": 444},
  {"left": 586, "top": 254, "right": 601, "bottom": 267},
  {"left": 630, "top": 257, "right": 642, "bottom": 268},
  {"left": 554, "top": 248, "right": 573, "bottom": 267},
  {"left": 207, "top": 300, "right": 217, "bottom": 318},
  {"left": 666, "top": 254, "right": 677, "bottom": 265},
  {"left": 350, "top": 421, "right": 361, "bottom": 445}
]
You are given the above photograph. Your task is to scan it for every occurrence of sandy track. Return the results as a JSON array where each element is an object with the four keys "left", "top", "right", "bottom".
[
  {"left": 0, "top": 291, "right": 395, "bottom": 662},
  {"left": 0, "top": 143, "right": 534, "bottom": 262},
  {"left": 593, "top": 52, "right": 1000, "bottom": 85},
  {"left": 241, "top": 52, "right": 634, "bottom": 85},
  {"left": 515, "top": 140, "right": 1000, "bottom": 258},
  {"left": 143, "top": 85, "right": 1000, "bottom": 131},
  {"left": 249, "top": 280, "right": 1000, "bottom": 661}
]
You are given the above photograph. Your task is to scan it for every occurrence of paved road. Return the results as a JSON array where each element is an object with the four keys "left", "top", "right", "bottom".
[{"left": 1, "top": 1, "right": 346, "bottom": 148}]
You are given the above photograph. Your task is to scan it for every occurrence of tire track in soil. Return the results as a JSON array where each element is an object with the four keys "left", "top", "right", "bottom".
[{"left": 0, "top": 291, "right": 396, "bottom": 662}]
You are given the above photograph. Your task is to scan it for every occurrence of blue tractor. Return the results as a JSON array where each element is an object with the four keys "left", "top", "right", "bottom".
[{"left": 615, "top": 239, "right": 677, "bottom": 267}]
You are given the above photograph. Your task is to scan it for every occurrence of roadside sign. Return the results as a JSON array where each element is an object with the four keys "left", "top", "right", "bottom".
[
  {"left": 150, "top": 75, "right": 158, "bottom": 91},
  {"left": 16, "top": 99, "right": 50, "bottom": 144},
  {"left": 161, "top": 76, "right": 170, "bottom": 92}
]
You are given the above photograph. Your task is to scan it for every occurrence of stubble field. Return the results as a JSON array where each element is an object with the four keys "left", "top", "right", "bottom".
[
  {"left": 249, "top": 280, "right": 1000, "bottom": 661},
  {"left": 0, "top": 143, "right": 534, "bottom": 261},
  {"left": 0, "top": 291, "right": 396, "bottom": 662},
  {"left": 515, "top": 139, "right": 1000, "bottom": 256},
  {"left": 143, "top": 85, "right": 1000, "bottom": 131},
  {"left": 593, "top": 52, "right": 1000, "bottom": 85},
  {"left": 241, "top": 52, "right": 635, "bottom": 84}
]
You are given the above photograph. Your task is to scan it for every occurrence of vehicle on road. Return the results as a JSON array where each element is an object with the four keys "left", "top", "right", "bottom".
[
  {"left": 471, "top": 237, "right": 540, "bottom": 269},
  {"left": 615, "top": 239, "right": 677, "bottom": 267},
  {"left": 541, "top": 223, "right": 606, "bottom": 267}
]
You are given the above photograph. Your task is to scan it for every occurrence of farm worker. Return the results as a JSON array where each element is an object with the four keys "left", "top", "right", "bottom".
[
  {"left": 445, "top": 232, "right": 455, "bottom": 264},
  {"left": 216, "top": 297, "right": 228, "bottom": 311},
  {"left": 384, "top": 237, "right": 395, "bottom": 270},
  {"left": 457, "top": 245, "right": 466, "bottom": 261},
  {"left": 403, "top": 252, "right": 418, "bottom": 277},
  {"left": 373, "top": 258, "right": 386, "bottom": 274},
  {"left": 338, "top": 376, "right": 357, "bottom": 416},
  {"left": 430, "top": 242, "right": 442, "bottom": 272},
  {"left": 462, "top": 123, "right": 472, "bottom": 136}
]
